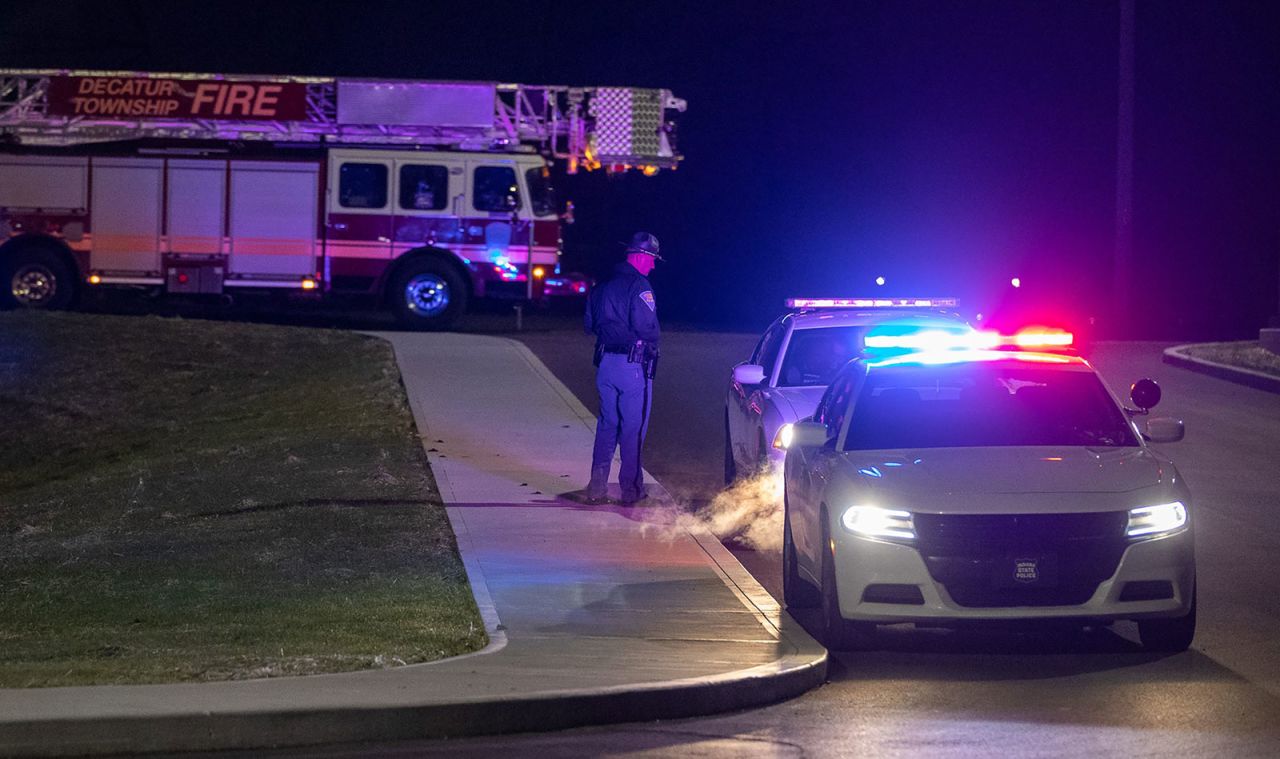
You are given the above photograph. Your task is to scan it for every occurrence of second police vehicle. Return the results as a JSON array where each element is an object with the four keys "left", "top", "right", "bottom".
[{"left": 725, "top": 298, "right": 974, "bottom": 484}]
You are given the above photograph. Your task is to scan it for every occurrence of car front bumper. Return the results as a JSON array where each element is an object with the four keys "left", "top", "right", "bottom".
[{"left": 832, "top": 527, "right": 1194, "bottom": 623}]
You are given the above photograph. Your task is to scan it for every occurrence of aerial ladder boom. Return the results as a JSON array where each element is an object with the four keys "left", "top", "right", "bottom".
[{"left": 0, "top": 69, "right": 685, "bottom": 173}]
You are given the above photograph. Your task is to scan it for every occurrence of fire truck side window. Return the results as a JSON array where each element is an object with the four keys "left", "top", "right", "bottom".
[
  {"left": 525, "top": 167, "right": 556, "bottom": 216},
  {"left": 473, "top": 166, "right": 521, "bottom": 212},
  {"left": 339, "top": 163, "right": 388, "bottom": 209},
  {"left": 399, "top": 165, "right": 448, "bottom": 211}
]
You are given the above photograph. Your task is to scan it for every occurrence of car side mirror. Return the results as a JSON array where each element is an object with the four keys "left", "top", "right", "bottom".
[
  {"left": 733, "top": 364, "right": 766, "bottom": 385},
  {"left": 1129, "top": 378, "right": 1161, "bottom": 413},
  {"left": 788, "top": 421, "right": 831, "bottom": 449},
  {"left": 1143, "top": 416, "right": 1185, "bottom": 443}
]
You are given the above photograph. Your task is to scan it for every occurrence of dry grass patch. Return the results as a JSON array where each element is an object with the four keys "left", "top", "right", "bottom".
[
  {"left": 0, "top": 312, "right": 484, "bottom": 687},
  {"left": 1180, "top": 341, "right": 1280, "bottom": 378}
]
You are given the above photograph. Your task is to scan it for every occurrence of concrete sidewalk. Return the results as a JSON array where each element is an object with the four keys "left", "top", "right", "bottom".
[{"left": 0, "top": 334, "right": 825, "bottom": 757}]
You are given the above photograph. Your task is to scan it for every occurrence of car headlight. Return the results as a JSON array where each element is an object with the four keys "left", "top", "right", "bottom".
[
  {"left": 840, "top": 505, "right": 916, "bottom": 541},
  {"left": 1126, "top": 501, "right": 1187, "bottom": 538},
  {"left": 772, "top": 423, "right": 794, "bottom": 450}
]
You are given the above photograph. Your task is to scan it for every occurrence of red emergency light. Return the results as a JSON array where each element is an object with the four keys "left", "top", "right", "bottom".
[{"left": 974, "top": 327, "right": 1075, "bottom": 350}]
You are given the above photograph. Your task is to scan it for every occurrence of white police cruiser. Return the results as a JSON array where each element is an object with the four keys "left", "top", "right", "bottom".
[
  {"left": 780, "top": 348, "right": 1195, "bottom": 652},
  {"left": 725, "top": 298, "right": 972, "bottom": 483}
]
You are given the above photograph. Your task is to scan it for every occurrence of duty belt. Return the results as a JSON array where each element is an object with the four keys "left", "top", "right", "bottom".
[{"left": 600, "top": 345, "right": 632, "bottom": 354}]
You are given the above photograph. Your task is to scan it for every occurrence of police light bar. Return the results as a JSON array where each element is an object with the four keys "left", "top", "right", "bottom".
[
  {"left": 864, "top": 330, "right": 997, "bottom": 352},
  {"left": 786, "top": 297, "right": 959, "bottom": 309},
  {"left": 1010, "top": 328, "right": 1074, "bottom": 348},
  {"left": 863, "top": 327, "right": 1074, "bottom": 353}
]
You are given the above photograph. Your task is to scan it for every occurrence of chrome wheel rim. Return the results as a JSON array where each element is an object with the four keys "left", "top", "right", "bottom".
[
  {"left": 11, "top": 264, "right": 57, "bottom": 306},
  {"left": 404, "top": 273, "right": 450, "bottom": 316}
]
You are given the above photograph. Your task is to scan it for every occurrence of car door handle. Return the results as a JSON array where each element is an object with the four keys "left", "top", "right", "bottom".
[{"left": 328, "top": 222, "right": 347, "bottom": 231}]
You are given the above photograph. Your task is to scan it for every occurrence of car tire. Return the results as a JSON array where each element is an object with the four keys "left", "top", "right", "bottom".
[
  {"left": 2, "top": 242, "right": 76, "bottom": 311},
  {"left": 819, "top": 517, "right": 875, "bottom": 651},
  {"left": 389, "top": 257, "right": 467, "bottom": 330},
  {"left": 724, "top": 412, "right": 738, "bottom": 485},
  {"left": 783, "top": 497, "right": 820, "bottom": 609},
  {"left": 1137, "top": 589, "right": 1196, "bottom": 653}
]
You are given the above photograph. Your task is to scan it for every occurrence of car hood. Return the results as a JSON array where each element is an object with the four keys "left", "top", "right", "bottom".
[
  {"left": 835, "top": 446, "right": 1181, "bottom": 514},
  {"left": 767, "top": 386, "right": 827, "bottom": 422}
]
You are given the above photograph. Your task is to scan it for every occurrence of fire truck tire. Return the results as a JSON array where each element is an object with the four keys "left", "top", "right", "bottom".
[
  {"left": 1, "top": 241, "right": 77, "bottom": 311},
  {"left": 389, "top": 258, "right": 467, "bottom": 330}
]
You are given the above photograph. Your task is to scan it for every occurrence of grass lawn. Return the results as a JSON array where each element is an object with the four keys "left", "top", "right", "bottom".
[
  {"left": 1180, "top": 341, "right": 1280, "bottom": 378},
  {"left": 0, "top": 312, "right": 485, "bottom": 687}
]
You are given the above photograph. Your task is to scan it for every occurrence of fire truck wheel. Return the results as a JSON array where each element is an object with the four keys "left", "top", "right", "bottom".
[
  {"left": 389, "top": 258, "right": 467, "bottom": 330},
  {"left": 2, "top": 244, "right": 76, "bottom": 311}
]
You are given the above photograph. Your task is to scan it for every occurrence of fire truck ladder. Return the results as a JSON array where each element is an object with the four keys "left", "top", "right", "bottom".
[{"left": 0, "top": 69, "right": 685, "bottom": 173}]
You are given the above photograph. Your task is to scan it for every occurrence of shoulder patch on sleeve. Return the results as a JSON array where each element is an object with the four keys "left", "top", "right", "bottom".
[{"left": 639, "top": 290, "right": 656, "bottom": 311}]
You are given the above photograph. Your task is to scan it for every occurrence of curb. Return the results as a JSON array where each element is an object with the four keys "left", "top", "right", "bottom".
[
  {"left": 1163, "top": 343, "right": 1280, "bottom": 394},
  {"left": 1, "top": 657, "right": 828, "bottom": 757}
]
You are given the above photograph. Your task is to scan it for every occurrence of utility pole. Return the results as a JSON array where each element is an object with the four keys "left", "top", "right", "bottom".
[{"left": 1113, "top": 0, "right": 1135, "bottom": 335}]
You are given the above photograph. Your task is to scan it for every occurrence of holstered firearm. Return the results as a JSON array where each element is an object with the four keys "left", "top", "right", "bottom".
[
  {"left": 628, "top": 340, "right": 660, "bottom": 379},
  {"left": 643, "top": 346, "right": 660, "bottom": 379}
]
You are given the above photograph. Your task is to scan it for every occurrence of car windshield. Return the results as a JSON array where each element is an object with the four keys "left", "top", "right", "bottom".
[
  {"left": 777, "top": 327, "right": 866, "bottom": 386},
  {"left": 842, "top": 362, "right": 1139, "bottom": 450}
]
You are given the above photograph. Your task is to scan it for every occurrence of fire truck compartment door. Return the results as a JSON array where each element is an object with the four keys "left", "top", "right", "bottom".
[
  {"left": 228, "top": 161, "right": 318, "bottom": 276},
  {"left": 90, "top": 158, "right": 163, "bottom": 273},
  {"left": 166, "top": 160, "right": 226, "bottom": 255},
  {"left": 0, "top": 155, "right": 87, "bottom": 210}
]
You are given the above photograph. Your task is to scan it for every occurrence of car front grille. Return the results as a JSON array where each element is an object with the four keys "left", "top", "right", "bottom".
[{"left": 913, "top": 511, "right": 1128, "bottom": 608}]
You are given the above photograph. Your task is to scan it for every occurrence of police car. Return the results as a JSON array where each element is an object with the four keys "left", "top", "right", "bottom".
[
  {"left": 725, "top": 298, "right": 973, "bottom": 483},
  {"left": 779, "top": 347, "right": 1195, "bottom": 652}
]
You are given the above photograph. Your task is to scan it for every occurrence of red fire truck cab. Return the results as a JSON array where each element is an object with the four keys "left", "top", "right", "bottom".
[{"left": 0, "top": 71, "right": 684, "bottom": 329}]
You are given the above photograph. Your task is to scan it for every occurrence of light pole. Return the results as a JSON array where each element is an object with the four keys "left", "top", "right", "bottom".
[{"left": 1113, "top": 0, "right": 1135, "bottom": 335}]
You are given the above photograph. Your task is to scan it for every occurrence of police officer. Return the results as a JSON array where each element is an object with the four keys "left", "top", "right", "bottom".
[{"left": 584, "top": 231, "right": 662, "bottom": 504}]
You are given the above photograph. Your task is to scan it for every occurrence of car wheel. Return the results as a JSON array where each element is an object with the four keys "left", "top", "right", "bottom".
[
  {"left": 1137, "top": 589, "right": 1196, "bottom": 653},
  {"left": 2, "top": 243, "right": 76, "bottom": 310},
  {"left": 724, "top": 412, "right": 738, "bottom": 485},
  {"left": 783, "top": 496, "right": 819, "bottom": 608},
  {"left": 389, "top": 257, "right": 467, "bottom": 330},
  {"left": 820, "top": 518, "right": 874, "bottom": 651}
]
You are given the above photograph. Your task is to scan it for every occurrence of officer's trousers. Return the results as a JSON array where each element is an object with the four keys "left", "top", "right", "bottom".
[{"left": 588, "top": 353, "right": 652, "bottom": 502}]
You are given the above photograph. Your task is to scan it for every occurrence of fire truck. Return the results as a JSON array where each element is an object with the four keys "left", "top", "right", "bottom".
[{"left": 0, "top": 70, "right": 684, "bottom": 328}]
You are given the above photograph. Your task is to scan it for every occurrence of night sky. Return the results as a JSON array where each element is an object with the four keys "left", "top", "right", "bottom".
[{"left": 2, "top": 1, "right": 1277, "bottom": 337}]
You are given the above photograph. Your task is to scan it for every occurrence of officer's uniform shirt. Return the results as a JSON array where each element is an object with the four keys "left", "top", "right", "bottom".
[{"left": 585, "top": 261, "right": 660, "bottom": 348}]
